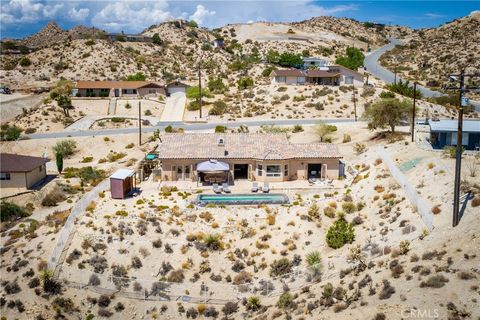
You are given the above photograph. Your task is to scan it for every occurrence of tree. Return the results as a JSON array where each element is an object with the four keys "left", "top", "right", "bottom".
[
  {"left": 335, "top": 47, "right": 365, "bottom": 70},
  {"left": 152, "top": 33, "right": 163, "bottom": 45},
  {"left": 0, "top": 124, "right": 22, "bottom": 141},
  {"left": 326, "top": 218, "right": 355, "bottom": 249},
  {"left": 52, "top": 139, "right": 77, "bottom": 158},
  {"left": 363, "top": 98, "right": 411, "bottom": 133},
  {"left": 50, "top": 79, "right": 74, "bottom": 116},
  {"left": 207, "top": 77, "right": 226, "bottom": 93},
  {"left": 278, "top": 52, "right": 303, "bottom": 68},
  {"left": 56, "top": 152, "right": 63, "bottom": 174},
  {"left": 188, "top": 20, "right": 198, "bottom": 28},
  {"left": 266, "top": 49, "right": 280, "bottom": 64},
  {"left": 314, "top": 121, "right": 337, "bottom": 142},
  {"left": 237, "top": 77, "right": 254, "bottom": 90},
  {"left": 186, "top": 86, "right": 211, "bottom": 101},
  {"left": 386, "top": 79, "right": 422, "bottom": 99},
  {"left": 126, "top": 72, "right": 146, "bottom": 81}
]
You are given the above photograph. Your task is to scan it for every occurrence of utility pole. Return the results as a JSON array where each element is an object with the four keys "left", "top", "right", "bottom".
[
  {"left": 444, "top": 70, "right": 480, "bottom": 227},
  {"left": 352, "top": 84, "right": 357, "bottom": 122},
  {"left": 394, "top": 62, "right": 397, "bottom": 85},
  {"left": 198, "top": 62, "right": 202, "bottom": 119},
  {"left": 138, "top": 101, "right": 142, "bottom": 146},
  {"left": 411, "top": 82, "right": 416, "bottom": 142}
]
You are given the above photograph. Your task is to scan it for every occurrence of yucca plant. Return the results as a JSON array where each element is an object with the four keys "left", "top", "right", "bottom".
[{"left": 306, "top": 251, "right": 322, "bottom": 275}]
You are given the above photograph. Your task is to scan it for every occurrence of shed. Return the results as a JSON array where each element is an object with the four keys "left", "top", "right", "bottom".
[
  {"left": 166, "top": 81, "right": 189, "bottom": 96},
  {"left": 110, "top": 169, "right": 135, "bottom": 199}
]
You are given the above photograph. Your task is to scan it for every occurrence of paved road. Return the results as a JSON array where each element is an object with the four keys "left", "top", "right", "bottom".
[
  {"left": 365, "top": 38, "right": 480, "bottom": 111},
  {"left": 27, "top": 118, "right": 358, "bottom": 140},
  {"left": 160, "top": 92, "right": 186, "bottom": 122}
]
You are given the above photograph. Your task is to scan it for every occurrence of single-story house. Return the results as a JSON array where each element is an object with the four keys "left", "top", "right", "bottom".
[
  {"left": 270, "top": 65, "right": 364, "bottom": 86},
  {"left": 212, "top": 39, "right": 225, "bottom": 48},
  {"left": 166, "top": 81, "right": 189, "bottom": 96},
  {"left": 107, "top": 33, "right": 152, "bottom": 42},
  {"left": 429, "top": 119, "right": 480, "bottom": 151},
  {"left": 303, "top": 57, "right": 330, "bottom": 69},
  {"left": 0, "top": 153, "right": 47, "bottom": 189},
  {"left": 157, "top": 133, "right": 343, "bottom": 183},
  {"left": 75, "top": 81, "right": 165, "bottom": 98}
]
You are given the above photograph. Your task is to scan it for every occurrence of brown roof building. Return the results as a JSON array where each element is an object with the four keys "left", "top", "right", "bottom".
[
  {"left": 0, "top": 153, "right": 47, "bottom": 189},
  {"left": 157, "top": 133, "right": 343, "bottom": 183},
  {"left": 75, "top": 81, "right": 165, "bottom": 98},
  {"left": 270, "top": 65, "right": 364, "bottom": 86}
]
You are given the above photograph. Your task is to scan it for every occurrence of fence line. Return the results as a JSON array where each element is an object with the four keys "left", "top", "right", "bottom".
[{"left": 376, "top": 147, "right": 434, "bottom": 230}]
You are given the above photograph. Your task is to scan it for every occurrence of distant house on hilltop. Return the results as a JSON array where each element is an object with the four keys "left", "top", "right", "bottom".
[
  {"left": 0, "top": 153, "right": 48, "bottom": 190},
  {"left": 107, "top": 32, "right": 152, "bottom": 42},
  {"left": 212, "top": 38, "right": 225, "bottom": 48},
  {"left": 75, "top": 81, "right": 165, "bottom": 98}
]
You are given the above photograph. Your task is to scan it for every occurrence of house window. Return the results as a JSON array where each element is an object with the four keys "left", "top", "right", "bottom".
[
  {"left": 0, "top": 172, "right": 11, "bottom": 180},
  {"left": 122, "top": 89, "right": 137, "bottom": 94},
  {"left": 86, "top": 89, "right": 94, "bottom": 93},
  {"left": 284, "top": 165, "right": 288, "bottom": 177},
  {"left": 39, "top": 165, "right": 43, "bottom": 172},
  {"left": 345, "top": 76, "right": 353, "bottom": 84},
  {"left": 276, "top": 76, "right": 286, "bottom": 83},
  {"left": 257, "top": 164, "right": 263, "bottom": 176},
  {"left": 266, "top": 165, "right": 281, "bottom": 177}
]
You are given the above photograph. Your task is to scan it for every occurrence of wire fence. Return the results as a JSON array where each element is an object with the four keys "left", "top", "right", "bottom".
[{"left": 376, "top": 147, "right": 434, "bottom": 230}]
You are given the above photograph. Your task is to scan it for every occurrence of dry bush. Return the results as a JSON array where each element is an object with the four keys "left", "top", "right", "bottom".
[
  {"left": 233, "top": 271, "right": 252, "bottom": 285},
  {"left": 472, "top": 196, "right": 480, "bottom": 207},
  {"left": 167, "top": 269, "right": 184, "bottom": 283},
  {"left": 379, "top": 280, "right": 395, "bottom": 299},
  {"left": 323, "top": 206, "right": 336, "bottom": 218},
  {"left": 431, "top": 205, "right": 441, "bottom": 215},
  {"left": 420, "top": 275, "right": 449, "bottom": 288}
]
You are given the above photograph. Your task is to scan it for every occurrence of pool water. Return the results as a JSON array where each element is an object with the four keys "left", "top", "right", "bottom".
[{"left": 196, "top": 193, "right": 289, "bottom": 205}]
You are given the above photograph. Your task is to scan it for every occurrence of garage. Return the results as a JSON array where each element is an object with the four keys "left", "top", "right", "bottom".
[{"left": 166, "top": 81, "right": 189, "bottom": 96}]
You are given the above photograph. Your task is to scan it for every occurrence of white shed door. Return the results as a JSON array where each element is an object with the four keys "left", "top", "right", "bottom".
[{"left": 169, "top": 86, "right": 185, "bottom": 94}]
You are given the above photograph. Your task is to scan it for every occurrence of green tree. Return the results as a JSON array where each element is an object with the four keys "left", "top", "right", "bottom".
[
  {"left": 266, "top": 49, "right": 280, "bottom": 64},
  {"left": 50, "top": 79, "right": 74, "bottom": 116},
  {"left": 56, "top": 152, "right": 63, "bottom": 174},
  {"left": 19, "top": 56, "right": 32, "bottom": 67},
  {"left": 326, "top": 218, "right": 355, "bottom": 249},
  {"left": 52, "top": 139, "right": 77, "bottom": 158},
  {"left": 278, "top": 52, "right": 303, "bottom": 68},
  {"left": 314, "top": 121, "right": 337, "bottom": 142},
  {"left": 188, "top": 20, "right": 198, "bottom": 28},
  {"left": 186, "top": 86, "right": 212, "bottom": 101},
  {"left": 152, "top": 33, "right": 163, "bottom": 45},
  {"left": 335, "top": 47, "right": 365, "bottom": 70},
  {"left": 207, "top": 77, "right": 226, "bottom": 93},
  {"left": 237, "top": 77, "right": 254, "bottom": 90},
  {"left": 386, "top": 79, "right": 422, "bottom": 98},
  {"left": 126, "top": 72, "right": 146, "bottom": 81},
  {"left": 0, "top": 124, "right": 22, "bottom": 141},
  {"left": 363, "top": 98, "right": 411, "bottom": 133}
]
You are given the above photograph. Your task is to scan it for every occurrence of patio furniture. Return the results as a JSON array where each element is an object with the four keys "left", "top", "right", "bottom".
[
  {"left": 251, "top": 182, "right": 259, "bottom": 192},
  {"left": 222, "top": 183, "right": 231, "bottom": 193},
  {"left": 262, "top": 182, "right": 270, "bottom": 193},
  {"left": 213, "top": 183, "right": 222, "bottom": 193}
]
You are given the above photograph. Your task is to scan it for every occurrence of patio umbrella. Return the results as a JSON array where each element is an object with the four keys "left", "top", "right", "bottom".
[{"left": 196, "top": 159, "right": 230, "bottom": 172}]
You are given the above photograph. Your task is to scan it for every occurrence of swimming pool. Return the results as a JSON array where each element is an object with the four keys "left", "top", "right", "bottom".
[{"left": 196, "top": 193, "right": 289, "bottom": 206}]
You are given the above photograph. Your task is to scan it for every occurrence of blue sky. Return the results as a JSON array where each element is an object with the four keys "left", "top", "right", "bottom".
[{"left": 1, "top": 1, "right": 479, "bottom": 39}]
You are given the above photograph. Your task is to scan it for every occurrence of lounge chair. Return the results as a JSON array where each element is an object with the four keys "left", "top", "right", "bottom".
[
  {"left": 222, "top": 183, "right": 231, "bottom": 193},
  {"left": 213, "top": 183, "right": 222, "bottom": 193},
  {"left": 262, "top": 182, "right": 270, "bottom": 193},
  {"left": 251, "top": 182, "right": 259, "bottom": 192}
]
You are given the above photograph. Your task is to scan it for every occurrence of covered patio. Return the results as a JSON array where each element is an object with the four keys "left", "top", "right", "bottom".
[{"left": 196, "top": 160, "right": 232, "bottom": 185}]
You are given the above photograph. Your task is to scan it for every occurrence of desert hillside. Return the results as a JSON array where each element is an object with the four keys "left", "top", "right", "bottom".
[{"left": 380, "top": 11, "right": 480, "bottom": 87}]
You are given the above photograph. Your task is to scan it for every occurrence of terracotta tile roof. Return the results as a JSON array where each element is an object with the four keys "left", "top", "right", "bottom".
[
  {"left": 270, "top": 69, "right": 304, "bottom": 77},
  {"left": 76, "top": 81, "right": 164, "bottom": 89},
  {"left": 157, "top": 133, "right": 342, "bottom": 160},
  {"left": 0, "top": 153, "right": 47, "bottom": 172}
]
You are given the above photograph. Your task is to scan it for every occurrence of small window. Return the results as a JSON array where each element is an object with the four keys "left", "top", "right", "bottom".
[
  {"left": 0, "top": 172, "right": 11, "bottom": 180},
  {"left": 345, "top": 76, "right": 353, "bottom": 84},
  {"left": 284, "top": 165, "right": 288, "bottom": 177},
  {"left": 86, "top": 88, "right": 94, "bottom": 93},
  {"left": 266, "top": 165, "right": 281, "bottom": 177},
  {"left": 257, "top": 164, "right": 263, "bottom": 176},
  {"left": 39, "top": 165, "right": 42, "bottom": 172}
]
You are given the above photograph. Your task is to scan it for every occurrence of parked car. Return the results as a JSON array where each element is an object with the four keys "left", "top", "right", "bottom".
[{"left": 0, "top": 87, "right": 12, "bottom": 94}]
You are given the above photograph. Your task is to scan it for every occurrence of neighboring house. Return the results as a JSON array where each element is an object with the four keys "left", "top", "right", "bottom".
[
  {"left": 429, "top": 120, "right": 480, "bottom": 151},
  {"left": 107, "top": 33, "right": 152, "bottom": 42},
  {"left": 75, "top": 81, "right": 165, "bottom": 98},
  {"left": 270, "top": 69, "right": 305, "bottom": 85},
  {"left": 212, "top": 39, "right": 225, "bottom": 48},
  {"left": 302, "top": 57, "right": 330, "bottom": 69},
  {"left": 0, "top": 153, "right": 47, "bottom": 189},
  {"left": 270, "top": 65, "right": 364, "bottom": 86},
  {"left": 166, "top": 81, "right": 189, "bottom": 96},
  {"left": 157, "top": 133, "right": 342, "bottom": 182}
]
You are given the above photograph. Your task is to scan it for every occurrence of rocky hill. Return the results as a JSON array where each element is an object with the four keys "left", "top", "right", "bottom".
[{"left": 380, "top": 11, "right": 480, "bottom": 87}]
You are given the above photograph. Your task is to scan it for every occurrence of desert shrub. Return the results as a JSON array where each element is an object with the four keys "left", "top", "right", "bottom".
[
  {"left": 472, "top": 196, "right": 480, "bottom": 207},
  {"left": 203, "top": 234, "right": 223, "bottom": 250},
  {"left": 0, "top": 201, "right": 30, "bottom": 222},
  {"left": 306, "top": 251, "right": 322, "bottom": 274},
  {"left": 457, "top": 271, "right": 476, "bottom": 280},
  {"left": 379, "top": 91, "right": 395, "bottom": 99},
  {"left": 354, "top": 143, "right": 367, "bottom": 154},
  {"left": 277, "top": 292, "right": 294, "bottom": 309},
  {"left": 324, "top": 206, "right": 336, "bottom": 218},
  {"left": 233, "top": 271, "right": 252, "bottom": 284},
  {"left": 431, "top": 205, "right": 441, "bottom": 214},
  {"left": 222, "top": 301, "right": 238, "bottom": 315},
  {"left": 131, "top": 256, "right": 142, "bottom": 269},
  {"left": 98, "top": 295, "right": 111, "bottom": 307},
  {"left": 152, "top": 238, "right": 162, "bottom": 248},
  {"left": 361, "top": 86, "right": 375, "bottom": 97},
  {"left": 420, "top": 275, "right": 449, "bottom": 288},
  {"left": 28, "top": 277, "right": 40, "bottom": 288},
  {"left": 326, "top": 218, "right": 355, "bottom": 249},
  {"left": 0, "top": 124, "right": 23, "bottom": 141},
  {"left": 4, "top": 281, "right": 21, "bottom": 294},
  {"left": 307, "top": 203, "right": 320, "bottom": 219},
  {"left": 167, "top": 269, "right": 185, "bottom": 283},
  {"left": 41, "top": 188, "right": 66, "bottom": 206},
  {"left": 19, "top": 56, "right": 32, "bottom": 67},
  {"left": 270, "top": 258, "right": 292, "bottom": 277},
  {"left": 352, "top": 216, "right": 363, "bottom": 225},
  {"left": 379, "top": 280, "right": 395, "bottom": 299},
  {"left": 88, "top": 274, "right": 100, "bottom": 286},
  {"left": 342, "top": 134, "right": 352, "bottom": 143},
  {"left": 204, "top": 306, "right": 219, "bottom": 317},
  {"left": 214, "top": 125, "right": 227, "bottom": 133},
  {"left": 209, "top": 100, "right": 228, "bottom": 115},
  {"left": 246, "top": 296, "right": 261, "bottom": 311},
  {"left": 342, "top": 202, "right": 356, "bottom": 213},
  {"left": 98, "top": 308, "right": 113, "bottom": 317}
]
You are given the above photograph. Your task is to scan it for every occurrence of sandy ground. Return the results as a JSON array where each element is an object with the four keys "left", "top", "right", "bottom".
[{"left": 0, "top": 93, "right": 45, "bottom": 123}]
